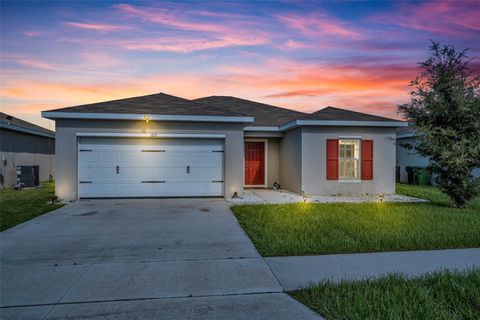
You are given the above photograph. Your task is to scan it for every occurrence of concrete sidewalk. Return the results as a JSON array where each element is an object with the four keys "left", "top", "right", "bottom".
[{"left": 266, "top": 248, "right": 480, "bottom": 291}]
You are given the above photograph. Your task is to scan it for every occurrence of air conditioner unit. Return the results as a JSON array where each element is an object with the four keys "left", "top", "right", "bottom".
[{"left": 16, "top": 165, "right": 39, "bottom": 187}]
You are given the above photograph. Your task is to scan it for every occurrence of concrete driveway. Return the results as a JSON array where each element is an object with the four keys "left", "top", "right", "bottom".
[{"left": 0, "top": 199, "right": 320, "bottom": 319}]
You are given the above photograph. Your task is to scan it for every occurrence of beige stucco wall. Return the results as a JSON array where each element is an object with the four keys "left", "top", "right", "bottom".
[
  {"left": 0, "top": 152, "right": 54, "bottom": 188},
  {"left": 301, "top": 126, "right": 397, "bottom": 195},
  {"left": 279, "top": 128, "right": 302, "bottom": 193},
  {"left": 54, "top": 119, "right": 245, "bottom": 201},
  {"left": 267, "top": 138, "right": 280, "bottom": 187}
]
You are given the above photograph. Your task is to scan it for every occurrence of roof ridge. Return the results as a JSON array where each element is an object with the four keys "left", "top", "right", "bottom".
[
  {"left": 41, "top": 92, "right": 249, "bottom": 118},
  {"left": 196, "top": 96, "right": 308, "bottom": 116},
  {"left": 308, "top": 106, "right": 400, "bottom": 122},
  {"left": 43, "top": 92, "right": 172, "bottom": 113}
]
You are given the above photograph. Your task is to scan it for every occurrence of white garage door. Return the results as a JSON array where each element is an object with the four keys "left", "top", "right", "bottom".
[{"left": 78, "top": 138, "right": 224, "bottom": 198}]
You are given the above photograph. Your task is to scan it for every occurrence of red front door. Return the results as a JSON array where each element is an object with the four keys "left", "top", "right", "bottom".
[{"left": 244, "top": 142, "right": 265, "bottom": 186}]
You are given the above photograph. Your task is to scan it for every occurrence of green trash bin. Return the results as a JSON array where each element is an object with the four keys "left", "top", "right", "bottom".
[
  {"left": 415, "top": 168, "right": 431, "bottom": 186},
  {"left": 412, "top": 167, "right": 422, "bottom": 185}
]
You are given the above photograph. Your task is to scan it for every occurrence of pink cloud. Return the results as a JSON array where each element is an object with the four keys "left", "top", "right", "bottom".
[
  {"left": 65, "top": 22, "right": 130, "bottom": 32},
  {"left": 22, "top": 31, "right": 43, "bottom": 37},
  {"left": 2, "top": 54, "right": 61, "bottom": 70},
  {"left": 115, "top": 4, "right": 226, "bottom": 33},
  {"left": 113, "top": 3, "right": 271, "bottom": 50},
  {"left": 281, "top": 39, "right": 310, "bottom": 50},
  {"left": 79, "top": 52, "right": 125, "bottom": 69},
  {"left": 277, "top": 13, "right": 363, "bottom": 40},
  {"left": 371, "top": 1, "right": 480, "bottom": 36},
  {"left": 265, "top": 88, "right": 334, "bottom": 98},
  {"left": 119, "top": 34, "right": 267, "bottom": 53}
]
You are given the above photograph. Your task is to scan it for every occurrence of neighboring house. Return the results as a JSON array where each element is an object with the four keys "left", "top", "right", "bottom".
[
  {"left": 0, "top": 112, "right": 55, "bottom": 189},
  {"left": 396, "top": 126, "right": 480, "bottom": 183},
  {"left": 41, "top": 93, "right": 406, "bottom": 201}
]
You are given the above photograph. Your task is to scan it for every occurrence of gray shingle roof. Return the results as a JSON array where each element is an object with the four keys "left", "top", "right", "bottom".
[
  {"left": 307, "top": 107, "right": 400, "bottom": 122},
  {"left": 45, "top": 93, "right": 246, "bottom": 117},
  {"left": 0, "top": 112, "right": 54, "bottom": 136},
  {"left": 43, "top": 92, "right": 403, "bottom": 127},
  {"left": 194, "top": 96, "right": 307, "bottom": 126}
]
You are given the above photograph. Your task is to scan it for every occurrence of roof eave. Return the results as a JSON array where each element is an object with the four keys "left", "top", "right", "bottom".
[
  {"left": 41, "top": 112, "right": 254, "bottom": 124},
  {"left": 396, "top": 132, "right": 416, "bottom": 139},
  {"left": 244, "top": 126, "right": 280, "bottom": 131},
  {"left": 280, "top": 120, "right": 408, "bottom": 131},
  {"left": 0, "top": 122, "right": 55, "bottom": 138}
]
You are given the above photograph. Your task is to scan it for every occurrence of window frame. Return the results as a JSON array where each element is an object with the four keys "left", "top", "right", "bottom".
[{"left": 338, "top": 138, "right": 361, "bottom": 181}]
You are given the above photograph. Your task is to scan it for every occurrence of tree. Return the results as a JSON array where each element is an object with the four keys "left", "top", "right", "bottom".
[{"left": 398, "top": 41, "right": 480, "bottom": 207}]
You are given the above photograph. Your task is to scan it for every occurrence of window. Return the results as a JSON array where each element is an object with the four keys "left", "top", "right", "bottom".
[{"left": 339, "top": 139, "right": 360, "bottom": 179}]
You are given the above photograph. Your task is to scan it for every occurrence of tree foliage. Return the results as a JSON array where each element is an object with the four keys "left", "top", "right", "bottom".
[{"left": 398, "top": 41, "right": 480, "bottom": 207}]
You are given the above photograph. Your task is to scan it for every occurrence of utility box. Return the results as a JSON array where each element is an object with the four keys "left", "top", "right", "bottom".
[{"left": 16, "top": 165, "right": 39, "bottom": 187}]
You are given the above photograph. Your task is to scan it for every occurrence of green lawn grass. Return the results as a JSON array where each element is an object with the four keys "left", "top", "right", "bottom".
[
  {"left": 290, "top": 269, "right": 480, "bottom": 320},
  {"left": 231, "top": 184, "right": 480, "bottom": 256},
  {"left": 0, "top": 181, "right": 63, "bottom": 231}
]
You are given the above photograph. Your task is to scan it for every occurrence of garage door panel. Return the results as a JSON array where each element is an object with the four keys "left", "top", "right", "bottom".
[
  {"left": 206, "top": 152, "right": 223, "bottom": 162},
  {"left": 118, "top": 183, "right": 151, "bottom": 196},
  {"left": 204, "top": 167, "right": 223, "bottom": 180},
  {"left": 79, "top": 167, "right": 99, "bottom": 180},
  {"left": 118, "top": 151, "right": 139, "bottom": 164},
  {"left": 188, "top": 182, "right": 223, "bottom": 196},
  {"left": 187, "top": 166, "right": 204, "bottom": 179},
  {"left": 134, "top": 151, "right": 153, "bottom": 164},
  {"left": 78, "top": 183, "right": 95, "bottom": 196},
  {"left": 78, "top": 139, "right": 224, "bottom": 198},
  {"left": 151, "top": 152, "right": 169, "bottom": 163},
  {"left": 151, "top": 182, "right": 171, "bottom": 195},
  {"left": 188, "top": 152, "right": 207, "bottom": 163},
  {"left": 99, "top": 167, "right": 117, "bottom": 180},
  {"left": 167, "top": 181, "right": 189, "bottom": 195},
  {"left": 152, "top": 166, "right": 170, "bottom": 179},
  {"left": 137, "top": 167, "right": 154, "bottom": 179},
  {"left": 169, "top": 152, "right": 188, "bottom": 164},
  {"left": 117, "top": 166, "right": 138, "bottom": 179},
  {"left": 79, "top": 151, "right": 99, "bottom": 164},
  {"left": 99, "top": 151, "right": 116, "bottom": 164},
  {"left": 169, "top": 166, "right": 189, "bottom": 179},
  {"left": 82, "top": 183, "right": 116, "bottom": 197}
]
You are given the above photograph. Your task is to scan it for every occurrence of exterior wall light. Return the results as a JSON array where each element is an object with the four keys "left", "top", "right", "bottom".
[{"left": 144, "top": 115, "right": 150, "bottom": 123}]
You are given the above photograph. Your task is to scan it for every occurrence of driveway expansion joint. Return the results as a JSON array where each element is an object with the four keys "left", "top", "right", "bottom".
[{"left": 1, "top": 290, "right": 286, "bottom": 309}]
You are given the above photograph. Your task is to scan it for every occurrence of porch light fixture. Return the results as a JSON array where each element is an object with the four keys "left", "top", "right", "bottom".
[{"left": 144, "top": 115, "right": 150, "bottom": 123}]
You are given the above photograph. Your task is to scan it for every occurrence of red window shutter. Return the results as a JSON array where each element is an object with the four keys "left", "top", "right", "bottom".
[
  {"left": 326, "top": 139, "right": 339, "bottom": 180},
  {"left": 361, "top": 140, "right": 373, "bottom": 180}
]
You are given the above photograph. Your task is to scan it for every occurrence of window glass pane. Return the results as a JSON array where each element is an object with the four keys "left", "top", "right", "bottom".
[{"left": 338, "top": 139, "right": 360, "bottom": 179}]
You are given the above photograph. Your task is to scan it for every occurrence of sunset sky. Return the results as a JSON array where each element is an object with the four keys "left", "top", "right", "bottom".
[{"left": 1, "top": 1, "right": 479, "bottom": 129}]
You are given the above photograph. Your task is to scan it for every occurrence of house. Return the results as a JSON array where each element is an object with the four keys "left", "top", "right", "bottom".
[
  {"left": 41, "top": 93, "right": 406, "bottom": 200},
  {"left": 396, "top": 126, "right": 480, "bottom": 183},
  {"left": 0, "top": 112, "right": 55, "bottom": 189}
]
